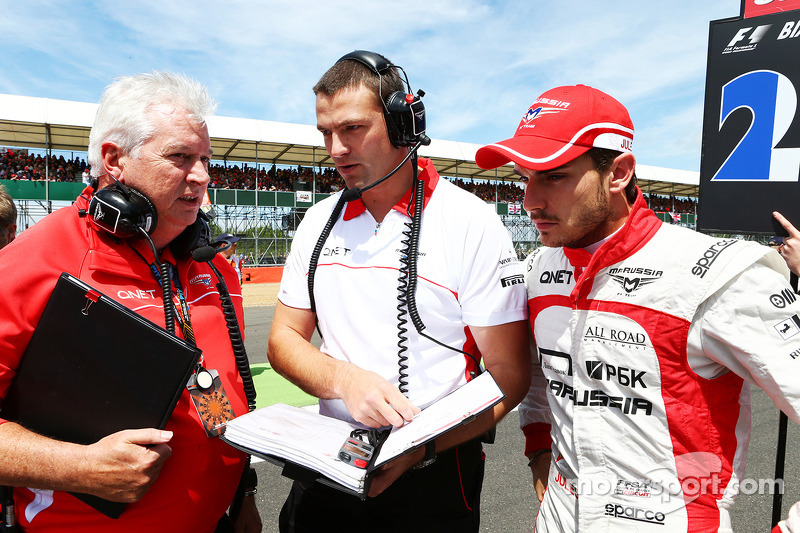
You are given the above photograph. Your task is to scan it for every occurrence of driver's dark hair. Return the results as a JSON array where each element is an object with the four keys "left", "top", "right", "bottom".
[{"left": 587, "top": 148, "right": 638, "bottom": 204}]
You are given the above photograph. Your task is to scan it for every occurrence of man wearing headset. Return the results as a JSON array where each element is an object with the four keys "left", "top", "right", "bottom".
[
  {"left": 268, "top": 51, "right": 531, "bottom": 532},
  {"left": 475, "top": 84, "right": 800, "bottom": 532},
  {"left": 0, "top": 73, "right": 261, "bottom": 532}
]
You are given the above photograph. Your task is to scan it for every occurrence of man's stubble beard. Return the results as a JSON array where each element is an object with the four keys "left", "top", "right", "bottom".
[{"left": 541, "top": 179, "right": 614, "bottom": 249}]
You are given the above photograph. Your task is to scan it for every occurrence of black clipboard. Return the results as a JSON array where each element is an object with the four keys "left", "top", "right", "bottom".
[{"left": 0, "top": 272, "right": 201, "bottom": 519}]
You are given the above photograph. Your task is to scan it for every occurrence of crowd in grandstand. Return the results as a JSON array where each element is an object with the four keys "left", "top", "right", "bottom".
[
  {"left": 645, "top": 193, "right": 696, "bottom": 214},
  {"left": 0, "top": 149, "right": 89, "bottom": 182},
  {"left": 207, "top": 162, "right": 528, "bottom": 202},
  {"left": 0, "top": 148, "right": 697, "bottom": 213}
]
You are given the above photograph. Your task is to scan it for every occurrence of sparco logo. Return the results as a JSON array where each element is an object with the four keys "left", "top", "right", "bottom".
[
  {"left": 770, "top": 288, "right": 797, "bottom": 308},
  {"left": 692, "top": 240, "right": 737, "bottom": 278},
  {"left": 604, "top": 504, "right": 665, "bottom": 525},
  {"left": 501, "top": 274, "right": 524, "bottom": 287}
]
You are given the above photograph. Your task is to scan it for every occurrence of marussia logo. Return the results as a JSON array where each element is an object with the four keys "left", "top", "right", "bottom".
[
  {"left": 190, "top": 274, "right": 213, "bottom": 287},
  {"left": 609, "top": 274, "right": 659, "bottom": 294},
  {"left": 522, "top": 106, "right": 563, "bottom": 123}
]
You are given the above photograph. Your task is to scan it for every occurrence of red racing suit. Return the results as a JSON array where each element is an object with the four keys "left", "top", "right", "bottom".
[
  {"left": 520, "top": 190, "right": 800, "bottom": 532},
  {"left": 0, "top": 189, "right": 248, "bottom": 532}
]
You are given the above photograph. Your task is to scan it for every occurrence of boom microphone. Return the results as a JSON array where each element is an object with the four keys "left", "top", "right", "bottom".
[
  {"left": 191, "top": 245, "right": 217, "bottom": 264},
  {"left": 341, "top": 137, "right": 429, "bottom": 203}
]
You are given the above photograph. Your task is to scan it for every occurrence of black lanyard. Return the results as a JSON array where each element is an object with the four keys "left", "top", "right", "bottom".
[
  {"left": 169, "top": 267, "right": 196, "bottom": 346},
  {"left": 130, "top": 245, "right": 196, "bottom": 346}
]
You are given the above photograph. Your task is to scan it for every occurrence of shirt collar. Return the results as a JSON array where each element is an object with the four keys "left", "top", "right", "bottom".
[{"left": 342, "top": 158, "right": 439, "bottom": 221}]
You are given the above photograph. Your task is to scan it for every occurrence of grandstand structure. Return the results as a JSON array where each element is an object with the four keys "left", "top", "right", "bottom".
[{"left": 0, "top": 93, "right": 700, "bottom": 264}]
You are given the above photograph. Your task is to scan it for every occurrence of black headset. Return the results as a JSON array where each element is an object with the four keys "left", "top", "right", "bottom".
[
  {"left": 336, "top": 50, "right": 430, "bottom": 148},
  {"left": 87, "top": 180, "right": 210, "bottom": 258}
]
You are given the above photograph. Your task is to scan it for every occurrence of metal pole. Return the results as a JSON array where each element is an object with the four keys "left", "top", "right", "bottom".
[
  {"left": 45, "top": 124, "right": 50, "bottom": 204},
  {"left": 312, "top": 147, "right": 317, "bottom": 200},
  {"left": 772, "top": 272, "right": 796, "bottom": 527},
  {"left": 494, "top": 165, "right": 498, "bottom": 205}
]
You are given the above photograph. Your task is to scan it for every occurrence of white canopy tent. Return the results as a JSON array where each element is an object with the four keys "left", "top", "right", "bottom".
[{"left": 0, "top": 93, "right": 699, "bottom": 198}]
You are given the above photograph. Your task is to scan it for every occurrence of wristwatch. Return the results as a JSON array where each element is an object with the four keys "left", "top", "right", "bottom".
[{"left": 413, "top": 440, "right": 437, "bottom": 470}]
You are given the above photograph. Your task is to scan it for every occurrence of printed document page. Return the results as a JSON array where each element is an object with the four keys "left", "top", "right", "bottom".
[
  {"left": 222, "top": 371, "right": 504, "bottom": 495},
  {"left": 373, "top": 371, "right": 503, "bottom": 466},
  {"left": 223, "top": 403, "right": 368, "bottom": 492}
]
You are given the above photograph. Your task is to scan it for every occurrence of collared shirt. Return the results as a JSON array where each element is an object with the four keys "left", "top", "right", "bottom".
[{"left": 279, "top": 158, "right": 526, "bottom": 422}]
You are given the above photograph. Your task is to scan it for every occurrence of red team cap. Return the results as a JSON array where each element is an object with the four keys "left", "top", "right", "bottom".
[{"left": 475, "top": 84, "right": 634, "bottom": 171}]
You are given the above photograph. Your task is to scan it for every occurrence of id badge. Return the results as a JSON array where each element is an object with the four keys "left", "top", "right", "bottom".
[{"left": 187, "top": 368, "right": 235, "bottom": 437}]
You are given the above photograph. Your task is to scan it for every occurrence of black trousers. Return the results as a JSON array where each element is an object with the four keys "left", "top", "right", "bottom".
[{"left": 279, "top": 438, "right": 485, "bottom": 533}]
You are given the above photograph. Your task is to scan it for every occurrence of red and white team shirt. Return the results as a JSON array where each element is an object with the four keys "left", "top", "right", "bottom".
[
  {"left": 0, "top": 190, "right": 248, "bottom": 532},
  {"left": 279, "top": 159, "right": 527, "bottom": 422}
]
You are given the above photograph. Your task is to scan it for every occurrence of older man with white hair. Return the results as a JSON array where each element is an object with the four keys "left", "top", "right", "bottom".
[{"left": 0, "top": 72, "right": 261, "bottom": 533}]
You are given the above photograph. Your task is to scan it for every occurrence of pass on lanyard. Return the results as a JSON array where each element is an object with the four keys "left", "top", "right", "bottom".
[
  {"left": 187, "top": 368, "right": 235, "bottom": 437},
  {"left": 166, "top": 263, "right": 236, "bottom": 437}
]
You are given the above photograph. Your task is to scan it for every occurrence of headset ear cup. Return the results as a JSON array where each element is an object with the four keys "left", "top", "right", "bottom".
[
  {"left": 88, "top": 183, "right": 158, "bottom": 239},
  {"left": 384, "top": 91, "right": 426, "bottom": 147},
  {"left": 385, "top": 91, "right": 414, "bottom": 147}
]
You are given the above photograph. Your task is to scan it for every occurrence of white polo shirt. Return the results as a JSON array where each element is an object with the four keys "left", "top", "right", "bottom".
[{"left": 279, "top": 158, "right": 526, "bottom": 422}]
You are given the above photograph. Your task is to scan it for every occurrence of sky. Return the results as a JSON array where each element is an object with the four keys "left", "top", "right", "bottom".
[{"left": 0, "top": 0, "right": 742, "bottom": 172}]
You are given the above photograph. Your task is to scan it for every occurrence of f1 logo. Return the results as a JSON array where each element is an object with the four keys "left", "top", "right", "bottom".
[{"left": 727, "top": 25, "right": 772, "bottom": 47}]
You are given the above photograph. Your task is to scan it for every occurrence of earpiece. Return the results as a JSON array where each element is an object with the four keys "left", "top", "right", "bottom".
[
  {"left": 88, "top": 181, "right": 157, "bottom": 239},
  {"left": 336, "top": 50, "right": 430, "bottom": 148}
]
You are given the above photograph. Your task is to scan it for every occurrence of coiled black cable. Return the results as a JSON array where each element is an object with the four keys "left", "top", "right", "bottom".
[
  {"left": 192, "top": 246, "right": 257, "bottom": 412},
  {"left": 216, "top": 275, "right": 257, "bottom": 412},
  {"left": 395, "top": 236, "right": 412, "bottom": 395},
  {"left": 405, "top": 176, "right": 426, "bottom": 334},
  {"left": 396, "top": 166, "right": 483, "bottom": 378},
  {"left": 158, "top": 261, "right": 175, "bottom": 334},
  {"left": 306, "top": 139, "right": 425, "bottom": 328},
  {"left": 135, "top": 227, "right": 176, "bottom": 335},
  {"left": 395, "top": 173, "right": 425, "bottom": 395},
  {"left": 303, "top": 139, "right": 483, "bottom": 399}
]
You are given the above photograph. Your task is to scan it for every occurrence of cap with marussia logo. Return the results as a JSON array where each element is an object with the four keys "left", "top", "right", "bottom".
[{"left": 475, "top": 84, "right": 634, "bottom": 171}]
